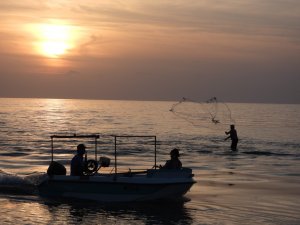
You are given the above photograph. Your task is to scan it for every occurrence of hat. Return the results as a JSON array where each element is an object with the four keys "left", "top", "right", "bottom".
[
  {"left": 170, "top": 148, "right": 180, "bottom": 157},
  {"left": 77, "top": 144, "right": 86, "bottom": 155}
]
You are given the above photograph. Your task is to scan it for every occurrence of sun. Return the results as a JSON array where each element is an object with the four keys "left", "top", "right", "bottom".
[
  {"left": 41, "top": 41, "right": 68, "bottom": 56},
  {"left": 37, "top": 23, "right": 73, "bottom": 58}
]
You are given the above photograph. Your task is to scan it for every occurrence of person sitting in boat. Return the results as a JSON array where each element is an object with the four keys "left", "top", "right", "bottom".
[
  {"left": 161, "top": 148, "right": 182, "bottom": 169},
  {"left": 70, "top": 144, "right": 86, "bottom": 176}
]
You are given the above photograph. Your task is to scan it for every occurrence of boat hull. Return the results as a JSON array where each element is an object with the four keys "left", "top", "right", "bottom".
[{"left": 38, "top": 170, "right": 196, "bottom": 202}]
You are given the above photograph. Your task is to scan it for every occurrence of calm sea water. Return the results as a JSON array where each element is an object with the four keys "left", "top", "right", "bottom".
[{"left": 0, "top": 98, "right": 299, "bottom": 224}]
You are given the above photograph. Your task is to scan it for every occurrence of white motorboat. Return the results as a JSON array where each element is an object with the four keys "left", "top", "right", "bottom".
[{"left": 38, "top": 134, "right": 196, "bottom": 202}]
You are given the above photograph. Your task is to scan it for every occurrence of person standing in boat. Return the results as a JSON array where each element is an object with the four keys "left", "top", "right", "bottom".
[
  {"left": 162, "top": 148, "right": 182, "bottom": 169},
  {"left": 225, "top": 124, "right": 238, "bottom": 151},
  {"left": 70, "top": 144, "right": 86, "bottom": 176}
]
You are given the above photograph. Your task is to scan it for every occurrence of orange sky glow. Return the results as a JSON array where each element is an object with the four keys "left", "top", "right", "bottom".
[{"left": 0, "top": 1, "right": 299, "bottom": 103}]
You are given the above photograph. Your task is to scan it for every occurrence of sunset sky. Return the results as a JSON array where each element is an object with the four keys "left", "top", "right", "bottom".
[{"left": 0, "top": 1, "right": 299, "bottom": 103}]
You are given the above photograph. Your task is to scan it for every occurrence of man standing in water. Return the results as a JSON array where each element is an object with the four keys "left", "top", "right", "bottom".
[{"left": 225, "top": 124, "right": 238, "bottom": 151}]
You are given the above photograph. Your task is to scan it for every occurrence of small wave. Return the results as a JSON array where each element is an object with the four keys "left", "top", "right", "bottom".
[
  {"left": 197, "top": 150, "right": 213, "bottom": 154},
  {"left": 0, "top": 152, "right": 29, "bottom": 157},
  {"left": 242, "top": 151, "right": 291, "bottom": 156}
]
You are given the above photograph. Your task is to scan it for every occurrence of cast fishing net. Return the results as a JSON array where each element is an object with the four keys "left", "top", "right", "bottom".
[{"left": 169, "top": 97, "right": 235, "bottom": 128}]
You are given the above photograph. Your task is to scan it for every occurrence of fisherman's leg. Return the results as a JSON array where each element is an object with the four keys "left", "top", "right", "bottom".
[{"left": 231, "top": 140, "right": 238, "bottom": 151}]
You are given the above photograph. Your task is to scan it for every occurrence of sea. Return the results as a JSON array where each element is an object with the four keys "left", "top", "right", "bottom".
[{"left": 0, "top": 98, "right": 299, "bottom": 225}]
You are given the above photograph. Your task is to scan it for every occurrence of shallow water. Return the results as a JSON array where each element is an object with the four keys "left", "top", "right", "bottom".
[{"left": 0, "top": 98, "right": 299, "bottom": 224}]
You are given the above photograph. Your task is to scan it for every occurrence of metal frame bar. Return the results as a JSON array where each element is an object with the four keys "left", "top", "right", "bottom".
[
  {"left": 50, "top": 134, "right": 157, "bottom": 175},
  {"left": 51, "top": 136, "right": 54, "bottom": 162},
  {"left": 51, "top": 134, "right": 100, "bottom": 139},
  {"left": 50, "top": 134, "right": 100, "bottom": 162},
  {"left": 113, "top": 135, "right": 157, "bottom": 176}
]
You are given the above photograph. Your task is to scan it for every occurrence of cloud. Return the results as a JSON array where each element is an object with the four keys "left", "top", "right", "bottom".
[
  {"left": 73, "top": 1, "right": 300, "bottom": 40},
  {"left": 1, "top": 1, "right": 299, "bottom": 41},
  {"left": 78, "top": 35, "right": 103, "bottom": 54},
  {"left": 65, "top": 69, "right": 80, "bottom": 77},
  {"left": 0, "top": 1, "right": 46, "bottom": 12},
  {"left": 0, "top": 0, "right": 300, "bottom": 103}
]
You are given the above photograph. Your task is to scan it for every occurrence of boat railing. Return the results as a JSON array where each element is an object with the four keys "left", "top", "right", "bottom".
[
  {"left": 112, "top": 135, "right": 157, "bottom": 175},
  {"left": 50, "top": 134, "right": 100, "bottom": 162},
  {"left": 50, "top": 134, "right": 158, "bottom": 176}
]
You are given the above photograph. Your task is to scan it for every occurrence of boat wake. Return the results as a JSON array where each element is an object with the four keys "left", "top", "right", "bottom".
[{"left": 0, "top": 170, "right": 46, "bottom": 195}]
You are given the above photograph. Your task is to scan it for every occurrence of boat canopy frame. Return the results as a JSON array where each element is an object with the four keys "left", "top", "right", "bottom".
[{"left": 50, "top": 134, "right": 158, "bottom": 175}]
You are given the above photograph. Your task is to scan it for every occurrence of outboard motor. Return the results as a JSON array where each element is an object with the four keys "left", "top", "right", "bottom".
[{"left": 47, "top": 161, "right": 67, "bottom": 176}]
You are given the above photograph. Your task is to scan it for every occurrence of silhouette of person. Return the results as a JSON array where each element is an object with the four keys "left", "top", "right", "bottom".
[
  {"left": 70, "top": 144, "right": 86, "bottom": 176},
  {"left": 162, "top": 148, "right": 182, "bottom": 169},
  {"left": 225, "top": 124, "right": 238, "bottom": 151}
]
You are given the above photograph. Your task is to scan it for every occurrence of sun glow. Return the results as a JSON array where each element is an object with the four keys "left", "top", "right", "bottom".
[{"left": 36, "top": 23, "right": 74, "bottom": 58}]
